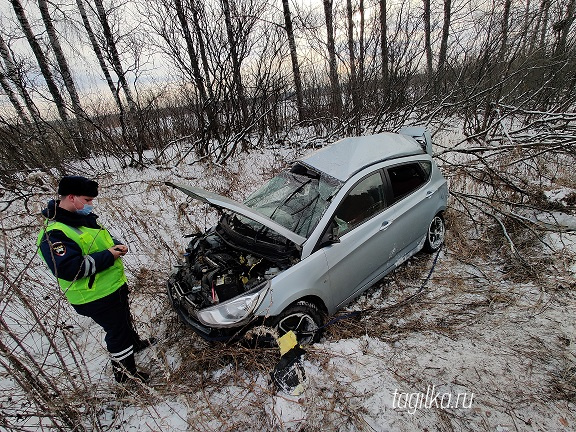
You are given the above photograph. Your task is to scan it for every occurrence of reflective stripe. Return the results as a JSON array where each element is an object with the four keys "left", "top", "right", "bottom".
[
  {"left": 69, "top": 226, "right": 84, "bottom": 235},
  {"left": 82, "top": 255, "right": 96, "bottom": 277},
  {"left": 110, "top": 345, "right": 134, "bottom": 361}
]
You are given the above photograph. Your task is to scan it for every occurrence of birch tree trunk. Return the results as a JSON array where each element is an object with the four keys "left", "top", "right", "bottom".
[
  {"left": 220, "top": 0, "right": 249, "bottom": 124},
  {"left": 423, "top": 0, "right": 433, "bottom": 78},
  {"left": 38, "top": 0, "right": 83, "bottom": 118},
  {"left": 92, "top": 0, "right": 137, "bottom": 112},
  {"left": 0, "top": 69, "right": 30, "bottom": 126},
  {"left": 379, "top": 0, "right": 389, "bottom": 94},
  {"left": 323, "top": 0, "right": 343, "bottom": 117},
  {"left": 75, "top": 0, "right": 123, "bottom": 113},
  {"left": 358, "top": 0, "right": 365, "bottom": 96},
  {"left": 346, "top": 0, "right": 360, "bottom": 114},
  {"left": 38, "top": 0, "right": 88, "bottom": 156},
  {"left": 282, "top": 0, "right": 305, "bottom": 121},
  {"left": 92, "top": 0, "right": 148, "bottom": 165},
  {"left": 9, "top": 0, "right": 71, "bottom": 125},
  {"left": 0, "top": 33, "right": 42, "bottom": 127}
]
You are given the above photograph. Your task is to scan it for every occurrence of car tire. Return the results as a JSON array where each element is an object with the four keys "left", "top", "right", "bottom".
[
  {"left": 423, "top": 213, "right": 445, "bottom": 253},
  {"left": 264, "top": 301, "right": 325, "bottom": 346}
]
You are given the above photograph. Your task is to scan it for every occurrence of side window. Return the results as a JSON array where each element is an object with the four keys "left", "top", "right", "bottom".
[
  {"left": 332, "top": 172, "right": 386, "bottom": 235},
  {"left": 419, "top": 161, "right": 432, "bottom": 177},
  {"left": 387, "top": 162, "right": 428, "bottom": 202}
]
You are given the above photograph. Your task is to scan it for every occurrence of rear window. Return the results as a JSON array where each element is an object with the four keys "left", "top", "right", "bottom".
[
  {"left": 333, "top": 171, "right": 387, "bottom": 235},
  {"left": 387, "top": 162, "right": 429, "bottom": 202}
]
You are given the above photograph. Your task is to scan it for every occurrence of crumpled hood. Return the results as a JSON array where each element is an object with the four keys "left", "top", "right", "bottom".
[{"left": 166, "top": 182, "right": 307, "bottom": 247}]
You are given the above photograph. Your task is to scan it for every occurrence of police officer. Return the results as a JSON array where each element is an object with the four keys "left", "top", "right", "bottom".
[{"left": 37, "top": 176, "right": 154, "bottom": 383}]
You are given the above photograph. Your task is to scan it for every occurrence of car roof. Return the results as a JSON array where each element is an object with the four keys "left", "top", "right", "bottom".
[{"left": 299, "top": 132, "right": 425, "bottom": 181}]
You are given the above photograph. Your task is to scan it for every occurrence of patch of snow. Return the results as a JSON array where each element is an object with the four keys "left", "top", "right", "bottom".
[{"left": 2, "top": 140, "right": 576, "bottom": 431}]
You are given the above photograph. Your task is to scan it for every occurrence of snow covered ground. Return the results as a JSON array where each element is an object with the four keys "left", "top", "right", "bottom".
[{"left": 1, "top": 135, "right": 576, "bottom": 431}]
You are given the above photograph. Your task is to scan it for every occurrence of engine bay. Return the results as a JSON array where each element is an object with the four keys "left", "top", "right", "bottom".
[{"left": 171, "top": 229, "right": 293, "bottom": 310}]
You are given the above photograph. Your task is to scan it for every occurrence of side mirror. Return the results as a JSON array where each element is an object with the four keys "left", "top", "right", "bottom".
[
  {"left": 318, "top": 222, "right": 340, "bottom": 248},
  {"left": 329, "top": 225, "right": 340, "bottom": 243}
]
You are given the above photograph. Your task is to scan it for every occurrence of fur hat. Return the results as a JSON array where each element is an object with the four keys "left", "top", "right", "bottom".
[{"left": 57, "top": 176, "right": 99, "bottom": 197}]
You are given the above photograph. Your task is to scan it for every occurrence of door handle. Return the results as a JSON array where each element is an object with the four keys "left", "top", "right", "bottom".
[
  {"left": 379, "top": 221, "right": 391, "bottom": 231},
  {"left": 425, "top": 190, "right": 433, "bottom": 198}
]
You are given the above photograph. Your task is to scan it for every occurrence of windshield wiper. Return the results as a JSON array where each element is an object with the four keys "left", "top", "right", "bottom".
[
  {"left": 289, "top": 193, "right": 319, "bottom": 217},
  {"left": 268, "top": 177, "right": 312, "bottom": 220}
]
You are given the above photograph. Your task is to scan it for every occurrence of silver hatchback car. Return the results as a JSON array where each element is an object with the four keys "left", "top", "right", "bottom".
[{"left": 167, "top": 127, "right": 448, "bottom": 343}]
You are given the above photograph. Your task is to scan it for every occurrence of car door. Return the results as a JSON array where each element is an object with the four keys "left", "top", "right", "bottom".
[
  {"left": 321, "top": 171, "right": 398, "bottom": 310},
  {"left": 382, "top": 161, "right": 437, "bottom": 258}
]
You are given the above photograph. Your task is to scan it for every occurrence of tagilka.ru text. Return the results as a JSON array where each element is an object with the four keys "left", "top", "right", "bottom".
[{"left": 392, "top": 385, "right": 474, "bottom": 415}]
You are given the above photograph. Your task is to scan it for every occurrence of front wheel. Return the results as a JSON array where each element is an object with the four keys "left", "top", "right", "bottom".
[
  {"left": 271, "top": 301, "right": 325, "bottom": 345},
  {"left": 423, "top": 214, "right": 445, "bottom": 253},
  {"left": 244, "top": 301, "right": 325, "bottom": 347}
]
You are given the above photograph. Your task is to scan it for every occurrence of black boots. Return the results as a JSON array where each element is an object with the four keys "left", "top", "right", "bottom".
[
  {"left": 133, "top": 337, "right": 157, "bottom": 353},
  {"left": 112, "top": 353, "right": 149, "bottom": 383},
  {"left": 112, "top": 337, "right": 156, "bottom": 383}
]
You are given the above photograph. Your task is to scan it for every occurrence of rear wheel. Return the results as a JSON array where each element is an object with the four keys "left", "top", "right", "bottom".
[{"left": 423, "top": 214, "right": 445, "bottom": 253}]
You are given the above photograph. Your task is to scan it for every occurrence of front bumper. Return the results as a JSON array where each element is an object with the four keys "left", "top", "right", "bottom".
[{"left": 167, "top": 278, "right": 259, "bottom": 342}]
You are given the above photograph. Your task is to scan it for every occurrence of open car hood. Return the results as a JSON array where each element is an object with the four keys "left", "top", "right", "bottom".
[{"left": 166, "top": 182, "right": 307, "bottom": 247}]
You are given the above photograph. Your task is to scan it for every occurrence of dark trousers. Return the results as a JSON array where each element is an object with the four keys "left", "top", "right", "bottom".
[{"left": 72, "top": 284, "right": 139, "bottom": 361}]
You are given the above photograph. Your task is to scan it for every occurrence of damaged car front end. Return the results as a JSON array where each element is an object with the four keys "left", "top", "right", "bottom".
[{"left": 167, "top": 166, "right": 342, "bottom": 341}]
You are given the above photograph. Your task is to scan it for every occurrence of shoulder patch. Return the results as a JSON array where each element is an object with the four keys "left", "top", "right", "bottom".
[{"left": 51, "top": 242, "right": 67, "bottom": 256}]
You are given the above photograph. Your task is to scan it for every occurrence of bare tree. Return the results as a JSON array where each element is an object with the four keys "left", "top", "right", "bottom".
[
  {"left": 0, "top": 68, "right": 29, "bottom": 126},
  {"left": 92, "top": 0, "right": 137, "bottom": 113},
  {"left": 553, "top": 0, "right": 576, "bottom": 55},
  {"left": 91, "top": 0, "right": 153, "bottom": 165},
  {"left": 220, "top": 0, "right": 249, "bottom": 124},
  {"left": 75, "top": 0, "right": 124, "bottom": 118},
  {"left": 188, "top": 0, "right": 220, "bottom": 139},
  {"left": 174, "top": 0, "right": 219, "bottom": 141},
  {"left": 0, "top": 33, "right": 40, "bottom": 126},
  {"left": 189, "top": 0, "right": 216, "bottom": 102},
  {"left": 437, "top": 0, "right": 452, "bottom": 86},
  {"left": 9, "top": 0, "right": 71, "bottom": 126},
  {"left": 37, "top": 0, "right": 88, "bottom": 156},
  {"left": 498, "top": 0, "right": 512, "bottom": 64},
  {"left": 538, "top": 0, "right": 552, "bottom": 50},
  {"left": 323, "top": 0, "right": 343, "bottom": 117},
  {"left": 357, "top": 0, "right": 365, "bottom": 96},
  {"left": 282, "top": 0, "right": 305, "bottom": 121},
  {"left": 346, "top": 0, "right": 360, "bottom": 114},
  {"left": 423, "top": 0, "right": 432, "bottom": 78},
  {"left": 379, "top": 0, "right": 389, "bottom": 93}
]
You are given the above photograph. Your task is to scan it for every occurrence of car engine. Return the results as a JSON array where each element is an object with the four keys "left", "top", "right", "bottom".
[{"left": 171, "top": 229, "right": 290, "bottom": 310}]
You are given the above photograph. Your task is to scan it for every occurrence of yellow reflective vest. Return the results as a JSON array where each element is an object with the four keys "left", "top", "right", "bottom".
[{"left": 37, "top": 221, "right": 127, "bottom": 305}]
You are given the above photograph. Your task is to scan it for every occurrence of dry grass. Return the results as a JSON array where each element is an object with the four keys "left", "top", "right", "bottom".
[{"left": 2, "top": 128, "right": 576, "bottom": 430}]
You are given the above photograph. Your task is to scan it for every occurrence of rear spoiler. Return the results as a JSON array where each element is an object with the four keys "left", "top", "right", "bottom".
[{"left": 399, "top": 127, "right": 432, "bottom": 156}]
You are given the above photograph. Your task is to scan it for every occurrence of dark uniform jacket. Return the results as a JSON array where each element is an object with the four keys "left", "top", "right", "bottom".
[{"left": 38, "top": 199, "right": 117, "bottom": 282}]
